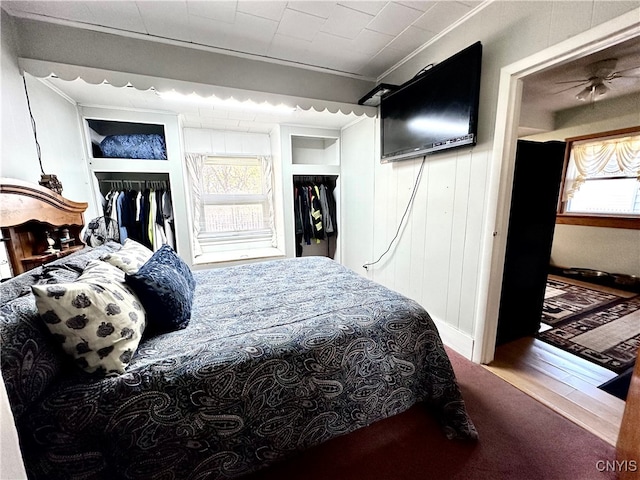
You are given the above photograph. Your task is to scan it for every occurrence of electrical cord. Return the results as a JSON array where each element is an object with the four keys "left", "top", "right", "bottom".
[
  {"left": 22, "top": 76, "right": 45, "bottom": 176},
  {"left": 363, "top": 155, "right": 427, "bottom": 271}
]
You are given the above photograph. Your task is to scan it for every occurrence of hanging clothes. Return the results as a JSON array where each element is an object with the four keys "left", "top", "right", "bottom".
[
  {"left": 97, "top": 179, "right": 177, "bottom": 252},
  {"left": 309, "top": 185, "right": 324, "bottom": 243},
  {"left": 162, "top": 191, "right": 176, "bottom": 250},
  {"left": 293, "top": 178, "right": 337, "bottom": 252},
  {"left": 319, "top": 184, "right": 335, "bottom": 236},
  {"left": 116, "top": 190, "right": 128, "bottom": 243}
]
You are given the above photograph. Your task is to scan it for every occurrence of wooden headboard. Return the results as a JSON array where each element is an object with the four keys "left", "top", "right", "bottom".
[
  {"left": 0, "top": 177, "right": 87, "bottom": 227},
  {"left": 0, "top": 178, "right": 88, "bottom": 276}
]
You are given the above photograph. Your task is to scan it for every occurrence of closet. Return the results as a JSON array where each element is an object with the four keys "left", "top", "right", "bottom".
[
  {"left": 293, "top": 175, "right": 338, "bottom": 258},
  {"left": 93, "top": 172, "right": 175, "bottom": 252},
  {"left": 283, "top": 128, "right": 341, "bottom": 261},
  {"left": 81, "top": 108, "right": 186, "bottom": 257}
]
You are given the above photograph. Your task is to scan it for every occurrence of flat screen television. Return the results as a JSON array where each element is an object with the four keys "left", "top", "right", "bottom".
[{"left": 380, "top": 41, "right": 482, "bottom": 163}]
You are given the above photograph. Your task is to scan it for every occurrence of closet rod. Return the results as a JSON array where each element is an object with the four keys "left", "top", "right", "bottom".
[
  {"left": 100, "top": 179, "right": 169, "bottom": 189},
  {"left": 294, "top": 175, "right": 336, "bottom": 184}
]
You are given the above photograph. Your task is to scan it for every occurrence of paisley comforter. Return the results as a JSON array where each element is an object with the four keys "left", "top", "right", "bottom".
[{"left": 1, "top": 244, "right": 477, "bottom": 479}]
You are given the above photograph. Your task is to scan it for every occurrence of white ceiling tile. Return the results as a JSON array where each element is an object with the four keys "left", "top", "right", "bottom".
[
  {"left": 267, "top": 33, "right": 312, "bottom": 63},
  {"left": 399, "top": 1, "right": 438, "bottom": 12},
  {"left": 366, "top": 2, "right": 424, "bottom": 36},
  {"left": 351, "top": 28, "right": 394, "bottom": 56},
  {"left": 6, "top": 1, "right": 96, "bottom": 23},
  {"left": 86, "top": 2, "right": 146, "bottom": 34},
  {"left": 187, "top": 14, "right": 233, "bottom": 48},
  {"left": 137, "top": 1, "right": 191, "bottom": 42},
  {"left": 203, "top": 118, "right": 242, "bottom": 130},
  {"left": 311, "top": 32, "right": 371, "bottom": 74},
  {"left": 233, "top": 12, "right": 279, "bottom": 40},
  {"left": 236, "top": 1, "right": 287, "bottom": 21},
  {"left": 224, "top": 12, "right": 279, "bottom": 54},
  {"left": 310, "top": 31, "right": 355, "bottom": 59},
  {"left": 276, "top": 8, "right": 326, "bottom": 42},
  {"left": 286, "top": 1, "right": 337, "bottom": 19},
  {"left": 187, "top": 0, "right": 238, "bottom": 24},
  {"left": 239, "top": 121, "right": 269, "bottom": 133},
  {"left": 339, "top": 1, "right": 386, "bottom": 16},
  {"left": 320, "top": 4, "right": 373, "bottom": 40},
  {"left": 358, "top": 46, "right": 406, "bottom": 78},
  {"left": 386, "top": 25, "right": 434, "bottom": 52},
  {"left": 412, "top": 1, "right": 472, "bottom": 33},
  {"left": 224, "top": 36, "right": 269, "bottom": 56},
  {"left": 227, "top": 110, "right": 259, "bottom": 121},
  {"left": 209, "top": 108, "right": 231, "bottom": 119},
  {"left": 456, "top": 1, "right": 483, "bottom": 7}
]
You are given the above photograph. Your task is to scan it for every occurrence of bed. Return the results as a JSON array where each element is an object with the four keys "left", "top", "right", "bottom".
[{"left": 1, "top": 185, "right": 477, "bottom": 480}]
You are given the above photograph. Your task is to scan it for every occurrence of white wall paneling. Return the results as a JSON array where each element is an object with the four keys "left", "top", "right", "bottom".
[
  {"left": 183, "top": 128, "right": 271, "bottom": 156},
  {"left": 377, "top": 3, "right": 640, "bottom": 362},
  {"left": 340, "top": 117, "right": 376, "bottom": 274}
]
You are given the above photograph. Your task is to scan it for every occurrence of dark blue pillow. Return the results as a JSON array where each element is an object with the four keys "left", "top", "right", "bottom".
[{"left": 125, "top": 245, "right": 195, "bottom": 334}]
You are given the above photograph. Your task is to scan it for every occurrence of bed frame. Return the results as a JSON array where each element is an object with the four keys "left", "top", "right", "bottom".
[{"left": 0, "top": 178, "right": 88, "bottom": 276}]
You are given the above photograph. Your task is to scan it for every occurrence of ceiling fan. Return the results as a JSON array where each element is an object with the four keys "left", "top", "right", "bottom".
[{"left": 555, "top": 58, "right": 640, "bottom": 101}]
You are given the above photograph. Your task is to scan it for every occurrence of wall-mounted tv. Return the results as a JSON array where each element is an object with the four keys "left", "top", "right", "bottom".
[{"left": 380, "top": 41, "right": 482, "bottom": 163}]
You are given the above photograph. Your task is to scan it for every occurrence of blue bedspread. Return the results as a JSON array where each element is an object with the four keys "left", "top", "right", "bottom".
[{"left": 1, "top": 246, "right": 477, "bottom": 479}]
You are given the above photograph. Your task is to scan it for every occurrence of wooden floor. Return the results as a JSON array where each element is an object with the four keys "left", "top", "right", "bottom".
[
  {"left": 485, "top": 336, "right": 626, "bottom": 447},
  {"left": 484, "top": 275, "right": 637, "bottom": 446}
]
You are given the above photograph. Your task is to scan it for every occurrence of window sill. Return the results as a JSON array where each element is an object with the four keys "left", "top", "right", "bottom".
[
  {"left": 556, "top": 214, "right": 640, "bottom": 230},
  {"left": 191, "top": 247, "right": 286, "bottom": 268}
]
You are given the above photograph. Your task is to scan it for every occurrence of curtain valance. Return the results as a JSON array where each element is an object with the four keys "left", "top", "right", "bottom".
[
  {"left": 19, "top": 58, "right": 377, "bottom": 118},
  {"left": 564, "top": 134, "right": 640, "bottom": 200}
]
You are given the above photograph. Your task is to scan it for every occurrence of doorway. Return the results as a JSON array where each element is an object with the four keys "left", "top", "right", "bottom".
[
  {"left": 477, "top": 7, "right": 640, "bottom": 365},
  {"left": 478, "top": 10, "right": 640, "bottom": 446}
]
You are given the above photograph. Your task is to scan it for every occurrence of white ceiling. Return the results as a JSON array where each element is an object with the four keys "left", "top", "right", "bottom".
[
  {"left": 521, "top": 35, "right": 640, "bottom": 114},
  {"left": 5, "top": 1, "right": 640, "bottom": 134},
  {"left": 4, "top": 0, "right": 484, "bottom": 80},
  {"left": 5, "top": 0, "right": 487, "bottom": 133}
]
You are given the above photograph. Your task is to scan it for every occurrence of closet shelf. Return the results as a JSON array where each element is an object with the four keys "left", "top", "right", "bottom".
[{"left": 291, "top": 164, "right": 340, "bottom": 176}]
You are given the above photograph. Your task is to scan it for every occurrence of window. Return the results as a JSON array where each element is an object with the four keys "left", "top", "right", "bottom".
[
  {"left": 186, "top": 154, "right": 276, "bottom": 256},
  {"left": 558, "top": 129, "right": 640, "bottom": 229}
]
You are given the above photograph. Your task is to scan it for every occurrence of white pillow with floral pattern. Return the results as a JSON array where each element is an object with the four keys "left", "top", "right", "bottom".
[
  {"left": 100, "top": 238, "right": 153, "bottom": 274},
  {"left": 32, "top": 260, "right": 146, "bottom": 376}
]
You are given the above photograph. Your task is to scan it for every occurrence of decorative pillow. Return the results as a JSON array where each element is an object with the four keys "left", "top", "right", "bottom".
[
  {"left": 31, "top": 260, "right": 146, "bottom": 376},
  {"left": 101, "top": 238, "right": 153, "bottom": 274},
  {"left": 125, "top": 245, "right": 195, "bottom": 334}
]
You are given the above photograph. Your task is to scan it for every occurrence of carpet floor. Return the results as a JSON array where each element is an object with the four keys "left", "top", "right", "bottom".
[
  {"left": 538, "top": 277, "right": 640, "bottom": 373},
  {"left": 243, "top": 348, "right": 616, "bottom": 480}
]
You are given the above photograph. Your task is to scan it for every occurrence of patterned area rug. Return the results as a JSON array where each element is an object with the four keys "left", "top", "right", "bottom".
[
  {"left": 541, "top": 278, "right": 623, "bottom": 325},
  {"left": 538, "top": 279, "right": 640, "bottom": 373}
]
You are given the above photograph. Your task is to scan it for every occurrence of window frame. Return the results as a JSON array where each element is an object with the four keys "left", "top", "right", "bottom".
[
  {"left": 197, "top": 155, "right": 276, "bottom": 252},
  {"left": 556, "top": 126, "right": 640, "bottom": 230}
]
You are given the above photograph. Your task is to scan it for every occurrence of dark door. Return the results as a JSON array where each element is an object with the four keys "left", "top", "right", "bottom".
[{"left": 496, "top": 140, "right": 566, "bottom": 346}]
